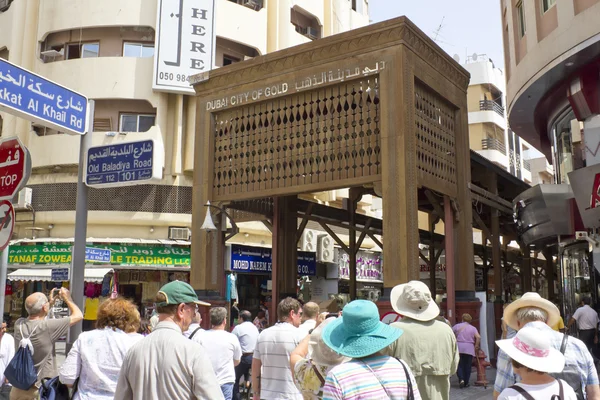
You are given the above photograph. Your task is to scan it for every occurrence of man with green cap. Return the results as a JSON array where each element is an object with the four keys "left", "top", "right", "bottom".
[{"left": 115, "top": 281, "right": 224, "bottom": 400}]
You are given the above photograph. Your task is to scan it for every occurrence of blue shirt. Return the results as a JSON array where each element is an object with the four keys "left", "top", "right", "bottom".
[{"left": 494, "top": 321, "right": 599, "bottom": 395}]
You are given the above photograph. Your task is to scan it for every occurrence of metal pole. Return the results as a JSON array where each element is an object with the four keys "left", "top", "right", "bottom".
[
  {"left": 68, "top": 100, "right": 94, "bottom": 348},
  {"left": 444, "top": 196, "right": 456, "bottom": 325},
  {"left": 0, "top": 245, "right": 9, "bottom": 323}
]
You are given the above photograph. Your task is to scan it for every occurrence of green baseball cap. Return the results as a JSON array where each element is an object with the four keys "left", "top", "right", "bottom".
[{"left": 157, "top": 281, "right": 211, "bottom": 307}]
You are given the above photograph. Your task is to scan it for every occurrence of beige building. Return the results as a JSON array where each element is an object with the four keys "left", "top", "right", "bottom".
[{"left": 0, "top": 0, "right": 369, "bottom": 242}]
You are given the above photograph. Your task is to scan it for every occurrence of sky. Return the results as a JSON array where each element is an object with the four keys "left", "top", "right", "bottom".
[{"left": 369, "top": 0, "right": 505, "bottom": 69}]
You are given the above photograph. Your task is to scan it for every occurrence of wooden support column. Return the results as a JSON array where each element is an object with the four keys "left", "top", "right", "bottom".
[
  {"left": 520, "top": 243, "right": 532, "bottom": 292},
  {"left": 345, "top": 188, "right": 363, "bottom": 301},
  {"left": 444, "top": 196, "right": 456, "bottom": 324},
  {"left": 544, "top": 251, "right": 556, "bottom": 300},
  {"left": 428, "top": 213, "right": 438, "bottom": 295},
  {"left": 482, "top": 235, "right": 489, "bottom": 299},
  {"left": 274, "top": 196, "right": 298, "bottom": 300}
]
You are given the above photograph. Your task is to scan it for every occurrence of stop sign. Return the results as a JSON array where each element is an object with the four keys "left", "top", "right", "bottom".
[{"left": 0, "top": 137, "right": 31, "bottom": 201}]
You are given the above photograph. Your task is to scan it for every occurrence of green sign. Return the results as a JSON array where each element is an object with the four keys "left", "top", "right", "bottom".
[{"left": 9, "top": 244, "right": 190, "bottom": 266}]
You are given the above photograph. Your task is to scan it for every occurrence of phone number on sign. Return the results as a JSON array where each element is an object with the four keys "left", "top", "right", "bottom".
[{"left": 158, "top": 72, "right": 189, "bottom": 82}]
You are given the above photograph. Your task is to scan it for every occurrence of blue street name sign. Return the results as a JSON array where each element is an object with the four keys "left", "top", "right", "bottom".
[
  {"left": 51, "top": 268, "right": 69, "bottom": 281},
  {"left": 85, "top": 140, "right": 162, "bottom": 188},
  {"left": 230, "top": 244, "right": 317, "bottom": 276},
  {"left": 0, "top": 59, "right": 87, "bottom": 135},
  {"left": 85, "top": 247, "right": 112, "bottom": 263}
]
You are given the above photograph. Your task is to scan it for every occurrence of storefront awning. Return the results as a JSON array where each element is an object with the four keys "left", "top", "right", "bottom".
[{"left": 7, "top": 268, "right": 113, "bottom": 283}]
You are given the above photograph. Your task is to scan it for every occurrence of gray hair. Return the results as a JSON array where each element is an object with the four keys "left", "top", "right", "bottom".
[
  {"left": 516, "top": 306, "right": 548, "bottom": 324},
  {"left": 210, "top": 307, "right": 227, "bottom": 326},
  {"left": 25, "top": 293, "right": 48, "bottom": 316}
]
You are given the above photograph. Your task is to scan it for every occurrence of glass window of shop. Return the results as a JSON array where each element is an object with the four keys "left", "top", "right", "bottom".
[
  {"left": 552, "top": 109, "right": 578, "bottom": 184},
  {"left": 560, "top": 243, "right": 595, "bottom": 321}
]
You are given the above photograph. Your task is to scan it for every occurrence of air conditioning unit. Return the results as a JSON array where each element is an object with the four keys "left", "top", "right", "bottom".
[
  {"left": 13, "top": 187, "right": 32, "bottom": 209},
  {"left": 299, "top": 229, "right": 316, "bottom": 252},
  {"left": 168, "top": 227, "right": 191, "bottom": 240},
  {"left": 241, "top": 0, "right": 260, "bottom": 10},
  {"left": 0, "top": 0, "right": 11, "bottom": 12},
  {"left": 306, "top": 27, "right": 319, "bottom": 40},
  {"left": 317, "top": 235, "right": 334, "bottom": 263}
]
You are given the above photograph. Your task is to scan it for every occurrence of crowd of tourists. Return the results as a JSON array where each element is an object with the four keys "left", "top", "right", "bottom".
[{"left": 0, "top": 279, "right": 598, "bottom": 400}]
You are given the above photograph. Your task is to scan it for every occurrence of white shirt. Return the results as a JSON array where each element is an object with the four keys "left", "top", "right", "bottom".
[
  {"left": 572, "top": 305, "right": 599, "bottom": 330},
  {"left": 59, "top": 328, "right": 144, "bottom": 400},
  {"left": 183, "top": 323, "right": 202, "bottom": 338},
  {"left": 193, "top": 329, "right": 242, "bottom": 385},
  {"left": 0, "top": 333, "right": 14, "bottom": 384},
  {"left": 498, "top": 379, "right": 577, "bottom": 399},
  {"left": 231, "top": 321, "right": 259, "bottom": 353},
  {"left": 254, "top": 322, "right": 305, "bottom": 400},
  {"left": 115, "top": 321, "right": 224, "bottom": 400},
  {"left": 297, "top": 319, "right": 316, "bottom": 338}
]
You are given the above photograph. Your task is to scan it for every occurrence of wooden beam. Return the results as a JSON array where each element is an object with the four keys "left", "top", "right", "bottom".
[
  {"left": 317, "top": 221, "right": 350, "bottom": 253},
  {"left": 367, "top": 232, "right": 383, "bottom": 249},
  {"left": 355, "top": 219, "right": 373, "bottom": 255},
  {"left": 434, "top": 242, "right": 445, "bottom": 262},
  {"left": 419, "top": 251, "right": 429, "bottom": 264},
  {"left": 424, "top": 190, "right": 445, "bottom": 219},
  {"left": 472, "top": 211, "right": 492, "bottom": 239},
  {"left": 295, "top": 203, "right": 314, "bottom": 243},
  {"left": 261, "top": 220, "right": 273, "bottom": 233},
  {"left": 296, "top": 212, "right": 383, "bottom": 235}
]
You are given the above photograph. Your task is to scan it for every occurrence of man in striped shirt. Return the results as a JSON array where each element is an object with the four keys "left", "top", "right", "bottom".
[{"left": 252, "top": 297, "right": 305, "bottom": 400}]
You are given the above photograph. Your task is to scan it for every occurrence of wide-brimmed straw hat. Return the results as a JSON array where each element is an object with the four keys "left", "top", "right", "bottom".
[
  {"left": 308, "top": 317, "right": 351, "bottom": 366},
  {"left": 496, "top": 326, "right": 565, "bottom": 373},
  {"left": 322, "top": 300, "right": 403, "bottom": 358},
  {"left": 390, "top": 281, "right": 439, "bottom": 321},
  {"left": 503, "top": 292, "right": 560, "bottom": 331}
]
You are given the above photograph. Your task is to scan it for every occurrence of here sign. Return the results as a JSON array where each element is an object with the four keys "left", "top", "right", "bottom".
[{"left": 0, "top": 59, "right": 87, "bottom": 135}]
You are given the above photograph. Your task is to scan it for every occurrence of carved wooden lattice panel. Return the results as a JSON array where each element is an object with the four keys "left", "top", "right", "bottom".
[
  {"left": 414, "top": 80, "right": 457, "bottom": 195},
  {"left": 212, "top": 78, "right": 381, "bottom": 199}
]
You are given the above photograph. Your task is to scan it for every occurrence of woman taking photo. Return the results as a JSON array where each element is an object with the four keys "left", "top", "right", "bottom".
[{"left": 59, "top": 297, "right": 144, "bottom": 399}]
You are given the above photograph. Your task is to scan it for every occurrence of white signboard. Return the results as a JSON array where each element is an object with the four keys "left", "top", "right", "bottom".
[{"left": 153, "top": 0, "right": 216, "bottom": 94}]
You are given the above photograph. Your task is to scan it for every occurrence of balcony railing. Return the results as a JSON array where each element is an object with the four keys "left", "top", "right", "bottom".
[
  {"left": 228, "top": 0, "right": 263, "bottom": 11},
  {"left": 479, "top": 100, "right": 505, "bottom": 117},
  {"left": 523, "top": 159, "right": 531, "bottom": 171},
  {"left": 481, "top": 138, "right": 507, "bottom": 155}
]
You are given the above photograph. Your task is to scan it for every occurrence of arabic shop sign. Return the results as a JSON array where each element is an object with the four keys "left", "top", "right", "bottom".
[
  {"left": 9, "top": 244, "right": 190, "bottom": 266},
  {"left": 85, "top": 140, "right": 164, "bottom": 188},
  {"left": 0, "top": 58, "right": 87, "bottom": 135},
  {"left": 230, "top": 244, "right": 317, "bottom": 276},
  {"left": 153, "top": 0, "right": 216, "bottom": 94},
  {"left": 201, "top": 61, "right": 386, "bottom": 111}
]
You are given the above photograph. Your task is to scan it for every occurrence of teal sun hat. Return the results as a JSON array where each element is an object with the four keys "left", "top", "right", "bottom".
[{"left": 321, "top": 300, "right": 403, "bottom": 358}]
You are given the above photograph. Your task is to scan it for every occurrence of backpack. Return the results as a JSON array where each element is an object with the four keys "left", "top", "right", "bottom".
[
  {"left": 5, "top": 323, "right": 41, "bottom": 390},
  {"left": 39, "top": 376, "right": 70, "bottom": 400},
  {"left": 549, "top": 334, "right": 585, "bottom": 400}
]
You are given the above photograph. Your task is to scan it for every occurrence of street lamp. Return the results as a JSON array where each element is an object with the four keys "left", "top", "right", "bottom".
[{"left": 200, "top": 201, "right": 239, "bottom": 240}]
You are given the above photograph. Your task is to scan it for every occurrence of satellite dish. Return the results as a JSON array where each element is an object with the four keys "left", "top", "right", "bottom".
[
  {"left": 453, "top": 54, "right": 460, "bottom": 63},
  {"left": 472, "top": 53, "right": 478, "bottom": 62}
]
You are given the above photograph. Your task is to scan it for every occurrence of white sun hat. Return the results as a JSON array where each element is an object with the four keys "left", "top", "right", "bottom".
[
  {"left": 503, "top": 292, "right": 560, "bottom": 331},
  {"left": 390, "top": 280, "right": 439, "bottom": 322},
  {"left": 495, "top": 326, "right": 565, "bottom": 373},
  {"left": 308, "top": 317, "right": 351, "bottom": 366}
]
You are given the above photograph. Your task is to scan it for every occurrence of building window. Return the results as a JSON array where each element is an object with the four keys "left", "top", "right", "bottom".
[
  {"left": 291, "top": 7, "right": 321, "bottom": 40},
  {"left": 223, "top": 55, "right": 240, "bottom": 66},
  {"left": 123, "top": 42, "right": 155, "bottom": 58},
  {"left": 541, "top": 0, "right": 556, "bottom": 13},
  {"left": 228, "top": 0, "right": 263, "bottom": 11},
  {"left": 516, "top": 1, "right": 526, "bottom": 37},
  {"left": 66, "top": 42, "right": 99, "bottom": 60},
  {"left": 119, "top": 114, "right": 156, "bottom": 133}
]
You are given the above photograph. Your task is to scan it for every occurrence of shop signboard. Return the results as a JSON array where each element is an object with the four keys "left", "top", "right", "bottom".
[
  {"left": 85, "top": 247, "right": 112, "bottom": 263},
  {"left": 8, "top": 244, "right": 190, "bottom": 266},
  {"left": 338, "top": 250, "right": 382, "bottom": 281},
  {"left": 230, "top": 244, "right": 316, "bottom": 276}
]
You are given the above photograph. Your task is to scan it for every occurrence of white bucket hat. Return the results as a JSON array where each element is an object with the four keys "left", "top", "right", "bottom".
[
  {"left": 503, "top": 292, "right": 560, "bottom": 331},
  {"left": 496, "top": 326, "right": 565, "bottom": 373},
  {"left": 390, "top": 280, "right": 439, "bottom": 322},
  {"left": 308, "top": 317, "right": 351, "bottom": 366}
]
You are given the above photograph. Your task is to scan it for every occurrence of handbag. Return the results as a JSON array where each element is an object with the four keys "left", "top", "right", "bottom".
[{"left": 40, "top": 377, "right": 70, "bottom": 400}]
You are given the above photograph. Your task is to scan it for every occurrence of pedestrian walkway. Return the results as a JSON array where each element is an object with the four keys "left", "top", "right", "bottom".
[{"left": 449, "top": 367, "right": 495, "bottom": 400}]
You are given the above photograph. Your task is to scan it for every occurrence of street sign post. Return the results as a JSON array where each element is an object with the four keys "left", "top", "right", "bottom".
[
  {"left": 85, "top": 140, "right": 163, "bottom": 188},
  {"left": 85, "top": 247, "right": 112, "bottom": 263},
  {"left": 0, "top": 59, "right": 88, "bottom": 135},
  {"left": 0, "top": 136, "right": 31, "bottom": 201},
  {"left": 0, "top": 201, "right": 14, "bottom": 252},
  {"left": 51, "top": 268, "right": 70, "bottom": 282}
]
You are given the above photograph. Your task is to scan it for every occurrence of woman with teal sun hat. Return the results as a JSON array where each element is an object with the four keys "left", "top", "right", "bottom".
[{"left": 321, "top": 300, "right": 422, "bottom": 399}]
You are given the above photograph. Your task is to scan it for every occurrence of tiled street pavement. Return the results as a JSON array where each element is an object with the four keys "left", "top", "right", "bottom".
[{"left": 449, "top": 367, "right": 495, "bottom": 400}]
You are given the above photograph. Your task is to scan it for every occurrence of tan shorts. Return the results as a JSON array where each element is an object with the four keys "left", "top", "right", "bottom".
[{"left": 9, "top": 386, "right": 39, "bottom": 400}]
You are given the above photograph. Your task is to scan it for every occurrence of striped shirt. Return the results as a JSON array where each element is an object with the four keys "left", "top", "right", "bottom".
[
  {"left": 322, "top": 355, "right": 422, "bottom": 400},
  {"left": 494, "top": 321, "right": 599, "bottom": 396},
  {"left": 254, "top": 322, "right": 305, "bottom": 399}
]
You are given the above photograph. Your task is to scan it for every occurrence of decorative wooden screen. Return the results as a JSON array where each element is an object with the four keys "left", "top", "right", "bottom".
[
  {"left": 212, "top": 78, "right": 382, "bottom": 199},
  {"left": 414, "top": 80, "right": 457, "bottom": 196}
]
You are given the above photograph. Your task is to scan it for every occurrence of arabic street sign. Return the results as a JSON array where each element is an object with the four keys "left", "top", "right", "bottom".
[
  {"left": 153, "top": 0, "right": 216, "bottom": 94},
  {"left": 0, "top": 200, "right": 14, "bottom": 252},
  {"left": 0, "top": 59, "right": 88, "bottom": 135},
  {"left": 9, "top": 244, "right": 190, "bottom": 266},
  {"left": 85, "top": 247, "right": 112, "bottom": 263},
  {"left": 0, "top": 137, "right": 31, "bottom": 201},
  {"left": 51, "top": 268, "right": 69, "bottom": 281},
  {"left": 85, "top": 140, "right": 164, "bottom": 188}
]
